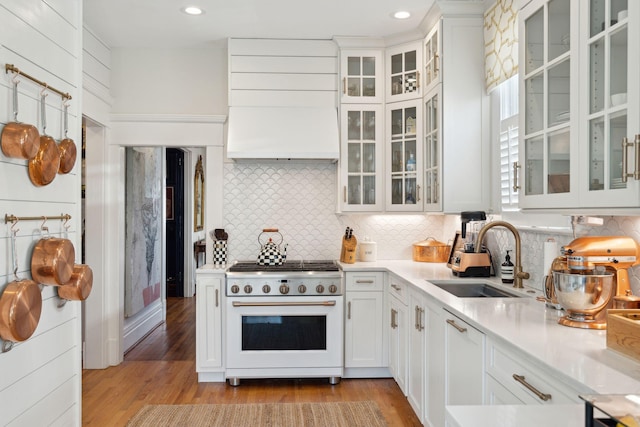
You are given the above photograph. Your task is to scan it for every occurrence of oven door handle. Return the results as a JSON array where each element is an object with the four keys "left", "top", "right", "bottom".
[{"left": 232, "top": 301, "right": 337, "bottom": 307}]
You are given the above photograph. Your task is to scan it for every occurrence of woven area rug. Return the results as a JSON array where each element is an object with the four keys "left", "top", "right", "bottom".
[{"left": 127, "top": 400, "right": 387, "bottom": 427}]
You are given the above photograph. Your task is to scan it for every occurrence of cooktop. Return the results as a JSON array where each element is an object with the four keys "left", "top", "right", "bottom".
[{"left": 227, "top": 260, "right": 339, "bottom": 272}]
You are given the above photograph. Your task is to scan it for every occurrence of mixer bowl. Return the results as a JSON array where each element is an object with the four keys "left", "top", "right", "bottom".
[{"left": 553, "top": 271, "right": 614, "bottom": 315}]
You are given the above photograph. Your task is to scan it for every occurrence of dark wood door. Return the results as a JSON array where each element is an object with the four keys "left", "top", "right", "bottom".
[{"left": 166, "top": 148, "right": 184, "bottom": 297}]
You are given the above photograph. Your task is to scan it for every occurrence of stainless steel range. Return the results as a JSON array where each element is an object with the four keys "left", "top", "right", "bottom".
[{"left": 225, "top": 260, "right": 344, "bottom": 386}]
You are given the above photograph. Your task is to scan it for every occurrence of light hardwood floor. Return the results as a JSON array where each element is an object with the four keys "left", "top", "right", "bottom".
[{"left": 82, "top": 297, "right": 422, "bottom": 426}]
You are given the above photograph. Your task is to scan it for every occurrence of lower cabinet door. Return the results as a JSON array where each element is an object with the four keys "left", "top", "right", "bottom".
[{"left": 345, "top": 291, "right": 384, "bottom": 367}]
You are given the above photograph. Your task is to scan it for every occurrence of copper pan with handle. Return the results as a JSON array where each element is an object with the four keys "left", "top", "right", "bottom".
[
  {"left": 28, "top": 92, "right": 60, "bottom": 186},
  {"left": 58, "top": 264, "right": 93, "bottom": 301},
  {"left": 0, "top": 226, "right": 42, "bottom": 351},
  {"left": 57, "top": 101, "right": 76, "bottom": 174},
  {"left": 1, "top": 79, "right": 40, "bottom": 160},
  {"left": 30, "top": 222, "right": 75, "bottom": 286}
]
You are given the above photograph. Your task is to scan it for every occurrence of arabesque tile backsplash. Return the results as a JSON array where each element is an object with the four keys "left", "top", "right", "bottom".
[{"left": 222, "top": 162, "right": 640, "bottom": 292}]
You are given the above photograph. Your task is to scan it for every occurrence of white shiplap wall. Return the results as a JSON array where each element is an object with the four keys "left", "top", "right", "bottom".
[
  {"left": 0, "top": 1, "right": 82, "bottom": 425},
  {"left": 228, "top": 38, "right": 338, "bottom": 107}
]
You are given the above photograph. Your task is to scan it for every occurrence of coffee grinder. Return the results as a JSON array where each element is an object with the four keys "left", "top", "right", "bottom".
[{"left": 449, "top": 211, "right": 492, "bottom": 277}]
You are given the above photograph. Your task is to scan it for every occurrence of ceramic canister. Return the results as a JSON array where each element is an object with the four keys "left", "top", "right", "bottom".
[{"left": 359, "top": 239, "right": 377, "bottom": 262}]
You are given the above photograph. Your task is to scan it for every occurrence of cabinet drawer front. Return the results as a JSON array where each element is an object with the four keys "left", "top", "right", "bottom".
[
  {"left": 388, "top": 274, "right": 409, "bottom": 305},
  {"left": 346, "top": 272, "right": 384, "bottom": 291},
  {"left": 486, "top": 339, "right": 579, "bottom": 404}
]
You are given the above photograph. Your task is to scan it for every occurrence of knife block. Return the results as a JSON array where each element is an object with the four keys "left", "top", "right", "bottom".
[{"left": 340, "top": 236, "right": 357, "bottom": 264}]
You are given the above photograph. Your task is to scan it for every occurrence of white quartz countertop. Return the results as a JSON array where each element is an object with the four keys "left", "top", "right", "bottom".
[{"left": 340, "top": 260, "right": 640, "bottom": 396}]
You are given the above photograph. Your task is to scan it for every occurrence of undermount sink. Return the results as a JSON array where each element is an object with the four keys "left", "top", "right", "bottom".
[{"left": 428, "top": 280, "right": 522, "bottom": 298}]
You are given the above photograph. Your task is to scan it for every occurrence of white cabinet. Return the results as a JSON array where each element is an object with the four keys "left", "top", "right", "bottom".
[
  {"left": 444, "top": 309, "right": 484, "bottom": 406},
  {"left": 388, "top": 274, "right": 409, "bottom": 394},
  {"left": 344, "top": 272, "right": 387, "bottom": 373},
  {"left": 406, "top": 287, "right": 426, "bottom": 420},
  {"left": 519, "top": 0, "right": 580, "bottom": 209},
  {"left": 340, "top": 104, "right": 384, "bottom": 211},
  {"left": 579, "top": 0, "right": 640, "bottom": 208},
  {"left": 340, "top": 49, "right": 383, "bottom": 104},
  {"left": 423, "top": 15, "right": 490, "bottom": 213},
  {"left": 386, "top": 99, "right": 423, "bottom": 211},
  {"left": 519, "top": 0, "right": 640, "bottom": 210},
  {"left": 405, "top": 288, "right": 445, "bottom": 426},
  {"left": 485, "top": 337, "right": 580, "bottom": 405},
  {"left": 195, "top": 271, "right": 224, "bottom": 382},
  {"left": 386, "top": 41, "right": 423, "bottom": 102}
]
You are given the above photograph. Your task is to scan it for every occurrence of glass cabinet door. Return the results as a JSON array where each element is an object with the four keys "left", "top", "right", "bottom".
[
  {"left": 424, "top": 86, "right": 441, "bottom": 211},
  {"left": 583, "top": 0, "right": 635, "bottom": 205},
  {"left": 519, "top": 0, "right": 578, "bottom": 208},
  {"left": 423, "top": 24, "right": 440, "bottom": 93},
  {"left": 386, "top": 42, "right": 423, "bottom": 102},
  {"left": 340, "top": 105, "right": 383, "bottom": 211},
  {"left": 340, "top": 50, "right": 383, "bottom": 104},
  {"left": 386, "top": 100, "right": 423, "bottom": 211}
]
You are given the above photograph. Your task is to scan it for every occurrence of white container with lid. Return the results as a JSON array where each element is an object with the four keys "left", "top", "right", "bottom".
[{"left": 359, "top": 237, "right": 377, "bottom": 262}]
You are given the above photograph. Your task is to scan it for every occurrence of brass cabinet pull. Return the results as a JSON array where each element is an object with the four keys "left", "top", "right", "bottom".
[
  {"left": 434, "top": 53, "right": 440, "bottom": 75},
  {"left": 391, "top": 308, "right": 398, "bottom": 329},
  {"left": 419, "top": 307, "right": 425, "bottom": 331},
  {"left": 356, "top": 280, "right": 374, "bottom": 284},
  {"left": 635, "top": 135, "right": 640, "bottom": 180},
  {"left": 416, "top": 70, "right": 421, "bottom": 89},
  {"left": 416, "top": 184, "right": 421, "bottom": 202},
  {"left": 343, "top": 186, "right": 347, "bottom": 202},
  {"left": 415, "top": 306, "right": 424, "bottom": 331},
  {"left": 621, "top": 136, "right": 640, "bottom": 182},
  {"left": 391, "top": 284, "right": 402, "bottom": 291},
  {"left": 348, "top": 301, "right": 351, "bottom": 319},
  {"left": 414, "top": 305, "right": 420, "bottom": 330},
  {"left": 215, "top": 289, "right": 219, "bottom": 307},
  {"left": 342, "top": 77, "right": 346, "bottom": 94},
  {"left": 512, "top": 161, "right": 521, "bottom": 192},
  {"left": 512, "top": 374, "right": 552, "bottom": 401},
  {"left": 446, "top": 318, "right": 467, "bottom": 333}
]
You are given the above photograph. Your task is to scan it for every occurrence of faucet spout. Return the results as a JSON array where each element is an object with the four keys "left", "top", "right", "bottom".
[{"left": 474, "top": 221, "right": 530, "bottom": 288}]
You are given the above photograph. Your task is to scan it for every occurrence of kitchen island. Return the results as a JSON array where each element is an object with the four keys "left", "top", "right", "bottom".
[{"left": 340, "top": 260, "right": 640, "bottom": 425}]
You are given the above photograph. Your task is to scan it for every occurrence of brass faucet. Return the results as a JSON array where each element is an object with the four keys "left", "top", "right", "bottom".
[{"left": 474, "top": 221, "right": 530, "bottom": 288}]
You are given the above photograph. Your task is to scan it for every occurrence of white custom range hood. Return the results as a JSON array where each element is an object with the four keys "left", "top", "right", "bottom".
[{"left": 227, "top": 106, "right": 340, "bottom": 161}]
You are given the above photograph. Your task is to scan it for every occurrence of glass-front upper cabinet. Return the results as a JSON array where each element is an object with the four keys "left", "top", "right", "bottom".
[
  {"left": 580, "top": 0, "right": 640, "bottom": 207},
  {"left": 519, "top": 0, "right": 580, "bottom": 209},
  {"left": 340, "top": 104, "right": 384, "bottom": 211},
  {"left": 423, "top": 86, "right": 441, "bottom": 211},
  {"left": 340, "top": 50, "right": 383, "bottom": 104},
  {"left": 423, "top": 22, "right": 441, "bottom": 94},
  {"left": 386, "top": 41, "right": 423, "bottom": 102},
  {"left": 386, "top": 100, "right": 423, "bottom": 211}
]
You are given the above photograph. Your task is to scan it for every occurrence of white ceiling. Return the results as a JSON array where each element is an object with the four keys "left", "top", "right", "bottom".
[{"left": 83, "top": 0, "right": 440, "bottom": 48}]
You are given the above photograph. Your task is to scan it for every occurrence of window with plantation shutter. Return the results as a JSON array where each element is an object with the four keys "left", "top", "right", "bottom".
[{"left": 498, "top": 75, "right": 519, "bottom": 211}]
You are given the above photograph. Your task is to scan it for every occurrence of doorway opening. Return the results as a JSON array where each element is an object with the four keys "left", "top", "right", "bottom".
[{"left": 166, "top": 148, "right": 185, "bottom": 297}]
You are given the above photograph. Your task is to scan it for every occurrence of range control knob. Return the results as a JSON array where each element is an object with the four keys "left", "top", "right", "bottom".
[
  {"left": 262, "top": 285, "right": 271, "bottom": 294},
  {"left": 298, "top": 284, "right": 307, "bottom": 294},
  {"left": 231, "top": 284, "right": 240, "bottom": 294},
  {"left": 316, "top": 284, "right": 325, "bottom": 294},
  {"left": 280, "top": 284, "right": 290, "bottom": 294},
  {"left": 244, "top": 285, "right": 253, "bottom": 294},
  {"left": 329, "top": 284, "right": 338, "bottom": 294}
]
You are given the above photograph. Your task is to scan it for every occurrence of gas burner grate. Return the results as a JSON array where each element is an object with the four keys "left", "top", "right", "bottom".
[{"left": 227, "top": 260, "right": 339, "bottom": 273}]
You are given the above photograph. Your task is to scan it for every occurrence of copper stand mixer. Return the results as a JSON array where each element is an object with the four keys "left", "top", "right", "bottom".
[{"left": 549, "top": 236, "right": 640, "bottom": 329}]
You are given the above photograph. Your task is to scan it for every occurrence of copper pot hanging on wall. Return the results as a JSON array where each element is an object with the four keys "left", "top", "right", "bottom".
[
  {"left": 0, "top": 80, "right": 40, "bottom": 160},
  {"left": 57, "top": 102, "right": 76, "bottom": 174},
  {"left": 31, "top": 237, "right": 75, "bottom": 286},
  {"left": 58, "top": 264, "right": 93, "bottom": 301},
  {"left": 28, "top": 92, "right": 60, "bottom": 186},
  {"left": 0, "top": 278, "right": 42, "bottom": 344}
]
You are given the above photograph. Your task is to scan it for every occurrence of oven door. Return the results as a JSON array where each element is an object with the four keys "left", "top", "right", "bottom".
[{"left": 226, "top": 296, "right": 344, "bottom": 372}]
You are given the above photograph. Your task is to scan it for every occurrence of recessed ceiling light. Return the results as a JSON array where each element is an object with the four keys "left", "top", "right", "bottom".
[
  {"left": 393, "top": 11, "right": 411, "bottom": 19},
  {"left": 182, "top": 6, "right": 204, "bottom": 15}
]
